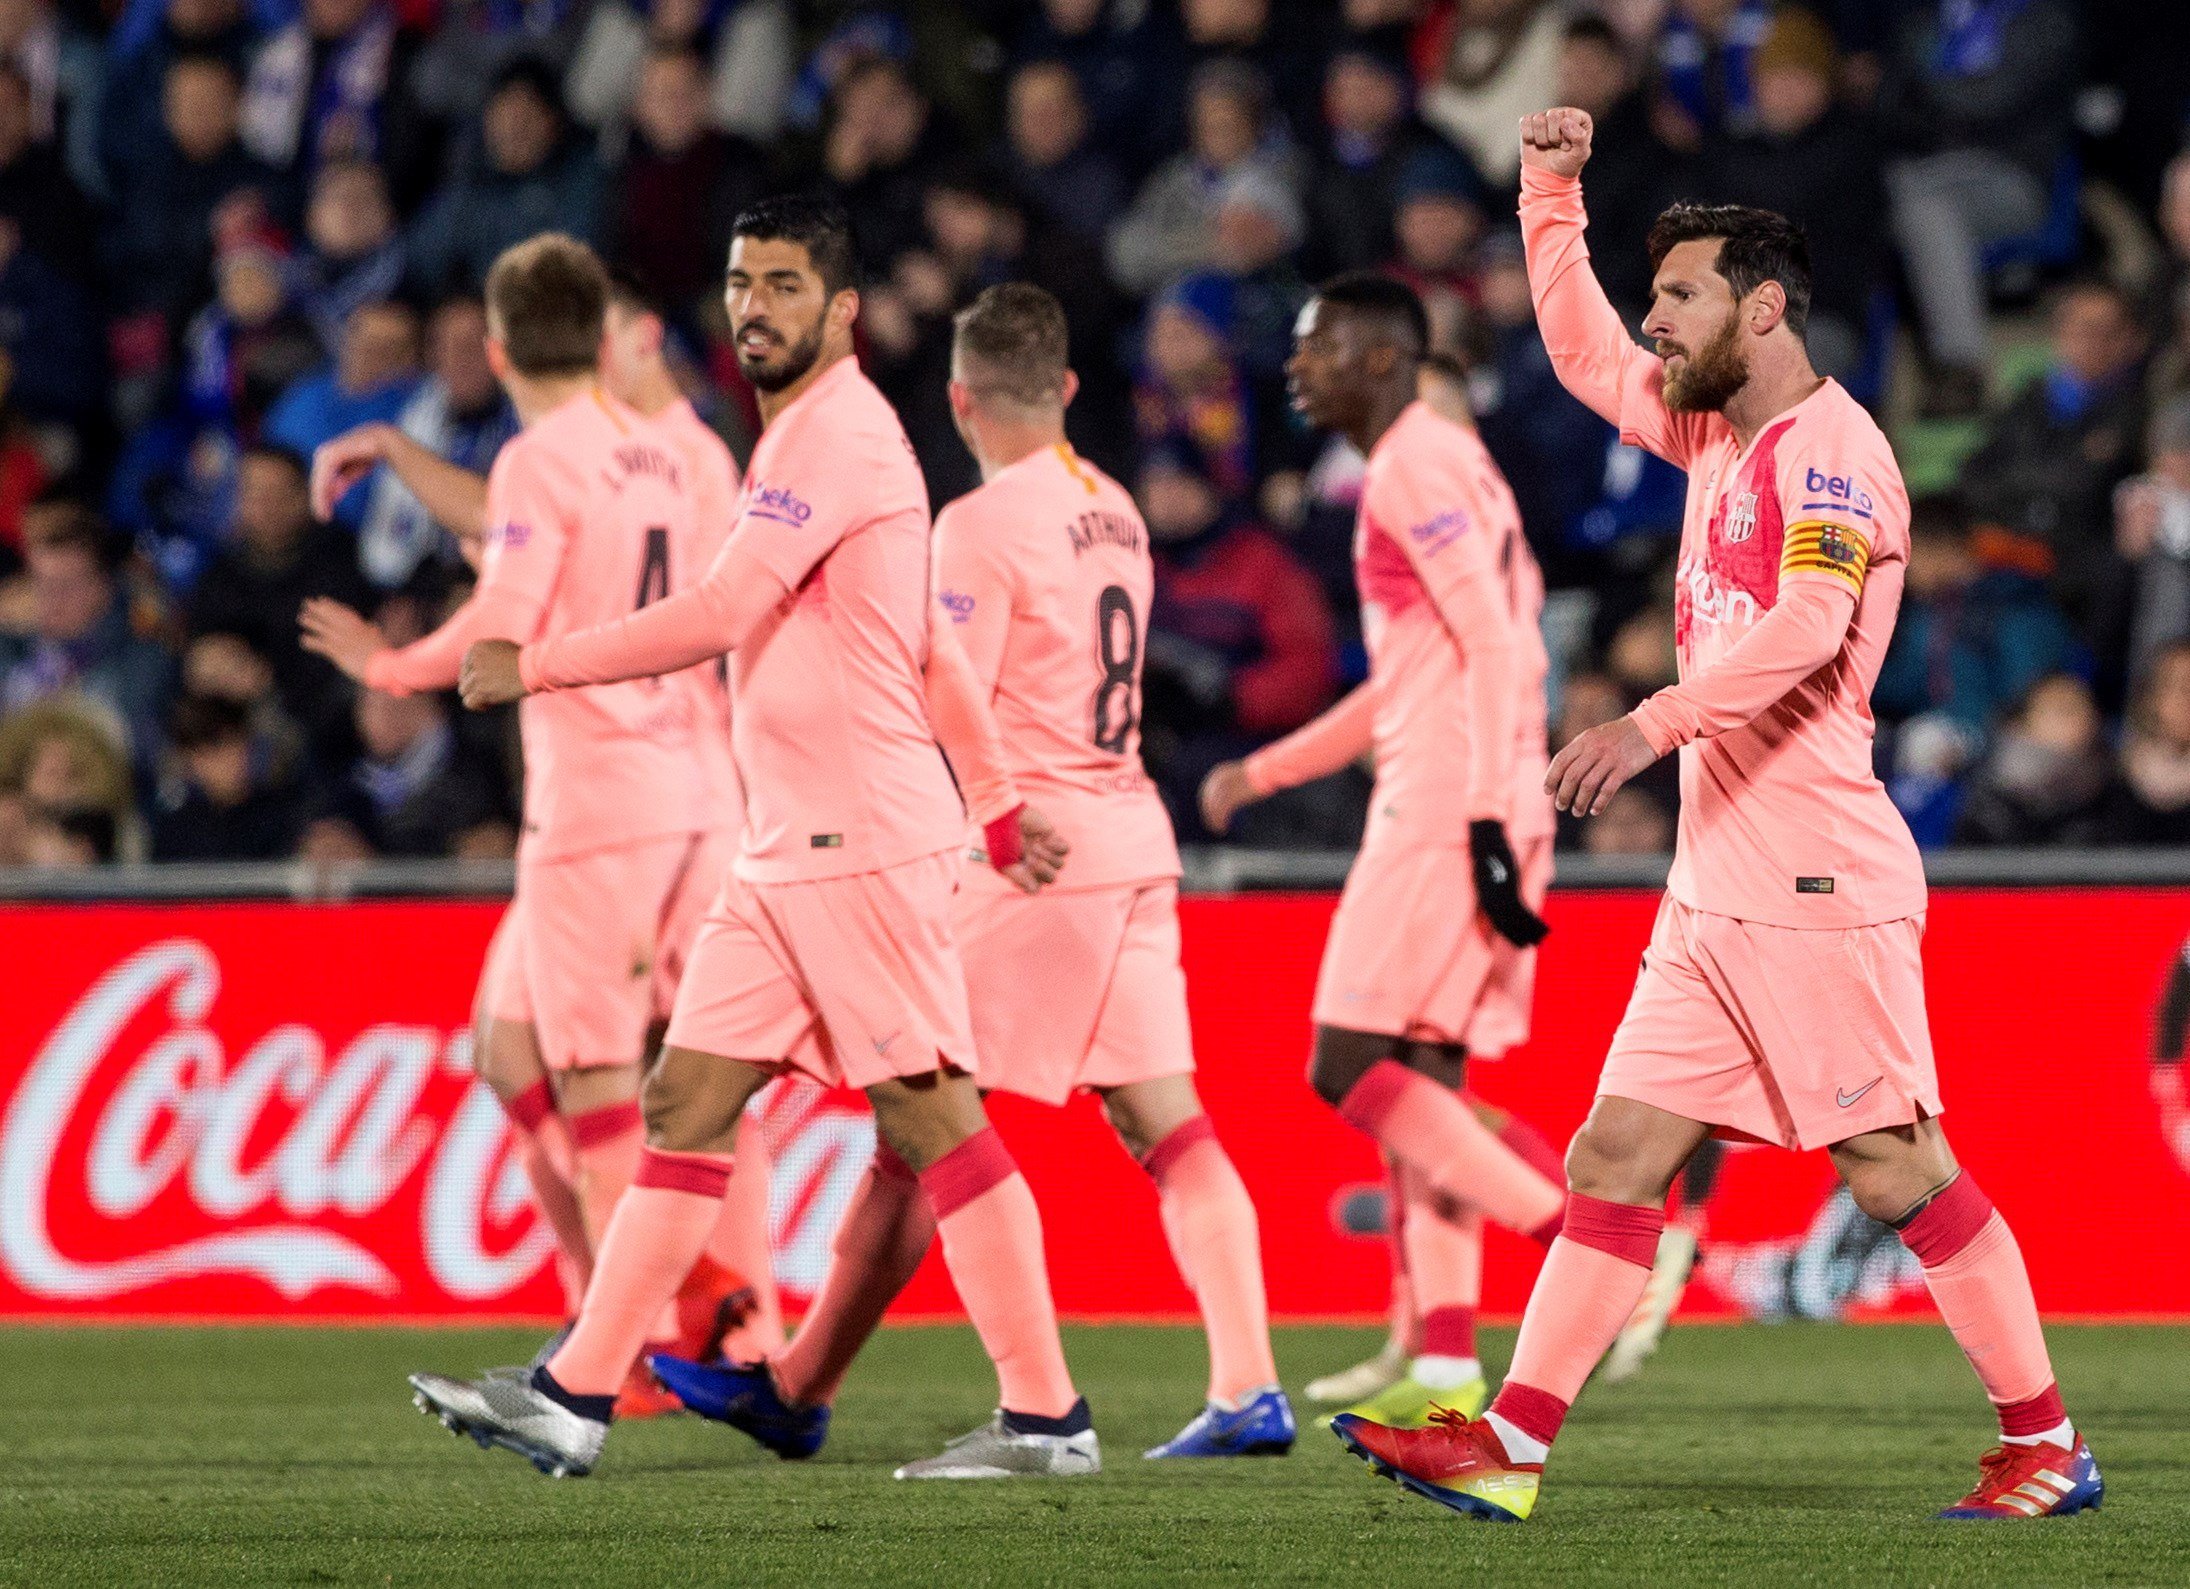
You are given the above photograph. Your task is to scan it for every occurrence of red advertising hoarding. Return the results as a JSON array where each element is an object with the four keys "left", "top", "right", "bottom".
[{"left": 2, "top": 889, "right": 2186, "bottom": 1323}]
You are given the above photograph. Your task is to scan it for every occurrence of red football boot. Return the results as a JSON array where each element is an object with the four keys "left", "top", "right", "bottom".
[
  {"left": 673, "top": 1256, "right": 758, "bottom": 1363},
  {"left": 1937, "top": 1435, "right": 2104, "bottom": 1519},
  {"left": 1330, "top": 1408, "right": 1543, "bottom": 1521}
]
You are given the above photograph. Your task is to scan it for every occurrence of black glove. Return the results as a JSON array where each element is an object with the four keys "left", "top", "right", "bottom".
[{"left": 1469, "top": 819, "right": 1549, "bottom": 948}]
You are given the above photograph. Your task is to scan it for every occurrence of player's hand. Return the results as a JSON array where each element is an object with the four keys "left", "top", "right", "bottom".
[
  {"left": 1519, "top": 107, "right": 1593, "bottom": 179},
  {"left": 1199, "top": 760, "right": 1259, "bottom": 835},
  {"left": 298, "top": 597, "right": 386, "bottom": 683},
  {"left": 310, "top": 423, "right": 396, "bottom": 521},
  {"left": 986, "top": 802, "right": 1070, "bottom": 893},
  {"left": 1468, "top": 819, "right": 1549, "bottom": 948},
  {"left": 460, "top": 639, "right": 528, "bottom": 709},
  {"left": 1547, "top": 714, "right": 1658, "bottom": 817}
]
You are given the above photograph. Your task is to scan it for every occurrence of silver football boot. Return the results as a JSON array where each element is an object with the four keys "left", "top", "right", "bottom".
[
  {"left": 893, "top": 1411, "right": 1101, "bottom": 1480},
  {"left": 410, "top": 1370, "right": 607, "bottom": 1478}
]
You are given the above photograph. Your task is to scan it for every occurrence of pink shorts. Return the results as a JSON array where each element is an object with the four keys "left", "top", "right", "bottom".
[
  {"left": 1597, "top": 896, "right": 1940, "bottom": 1152},
  {"left": 953, "top": 870, "right": 1195, "bottom": 1106},
  {"left": 665, "top": 848, "right": 977, "bottom": 1092},
  {"left": 490, "top": 828, "right": 729, "bottom": 1071},
  {"left": 1311, "top": 834, "right": 1552, "bottom": 1055}
]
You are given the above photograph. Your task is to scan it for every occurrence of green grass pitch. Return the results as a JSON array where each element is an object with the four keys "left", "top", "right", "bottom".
[{"left": 0, "top": 1322, "right": 2184, "bottom": 1586}]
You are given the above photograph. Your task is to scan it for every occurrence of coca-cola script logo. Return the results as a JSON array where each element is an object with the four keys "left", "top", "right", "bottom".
[{"left": 0, "top": 938, "right": 876, "bottom": 1313}]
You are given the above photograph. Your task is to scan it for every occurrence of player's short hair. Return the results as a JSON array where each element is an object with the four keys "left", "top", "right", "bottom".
[
  {"left": 484, "top": 233, "right": 607, "bottom": 377},
  {"left": 952, "top": 283, "right": 1070, "bottom": 408},
  {"left": 605, "top": 263, "right": 663, "bottom": 321},
  {"left": 730, "top": 194, "right": 860, "bottom": 300},
  {"left": 1647, "top": 203, "right": 1812, "bottom": 337},
  {"left": 1312, "top": 271, "right": 1430, "bottom": 359}
]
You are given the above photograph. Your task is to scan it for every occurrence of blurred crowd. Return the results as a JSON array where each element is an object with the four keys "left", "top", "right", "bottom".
[{"left": 3, "top": 0, "right": 2190, "bottom": 871}]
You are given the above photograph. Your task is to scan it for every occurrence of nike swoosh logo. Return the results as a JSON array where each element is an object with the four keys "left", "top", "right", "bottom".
[{"left": 1836, "top": 1078, "right": 1882, "bottom": 1108}]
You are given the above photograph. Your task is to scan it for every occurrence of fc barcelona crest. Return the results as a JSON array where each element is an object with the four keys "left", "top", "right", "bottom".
[{"left": 1725, "top": 491, "right": 1758, "bottom": 543}]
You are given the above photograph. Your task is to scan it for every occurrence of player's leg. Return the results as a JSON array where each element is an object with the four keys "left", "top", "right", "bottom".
[
  {"left": 1604, "top": 1136, "right": 1720, "bottom": 1383},
  {"left": 1309, "top": 1025, "right": 1566, "bottom": 1244},
  {"left": 1307, "top": 1159, "right": 1413, "bottom": 1406},
  {"left": 1103, "top": 1073, "right": 1292, "bottom": 1458},
  {"left": 1831, "top": 1120, "right": 2101, "bottom": 1518},
  {"left": 868, "top": 1069, "right": 1099, "bottom": 1479}
]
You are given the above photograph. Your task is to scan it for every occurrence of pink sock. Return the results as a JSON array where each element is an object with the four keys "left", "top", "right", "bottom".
[
  {"left": 922, "top": 1128, "right": 1078, "bottom": 1419},
  {"left": 1340, "top": 1062, "right": 1565, "bottom": 1243},
  {"left": 504, "top": 1082, "right": 591, "bottom": 1313},
  {"left": 774, "top": 1142, "right": 936, "bottom": 1406},
  {"left": 1899, "top": 1174, "right": 2065, "bottom": 1439},
  {"left": 706, "top": 1121, "right": 784, "bottom": 1357},
  {"left": 568, "top": 1100, "right": 644, "bottom": 1246},
  {"left": 1142, "top": 1116, "right": 1277, "bottom": 1401},
  {"left": 1398, "top": 1166, "right": 1481, "bottom": 1361},
  {"left": 547, "top": 1147, "right": 732, "bottom": 1398},
  {"left": 1490, "top": 1193, "right": 1664, "bottom": 1450}
]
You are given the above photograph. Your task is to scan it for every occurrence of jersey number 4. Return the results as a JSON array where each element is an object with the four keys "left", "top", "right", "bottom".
[{"left": 1091, "top": 584, "right": 1141, "bottom": 753}]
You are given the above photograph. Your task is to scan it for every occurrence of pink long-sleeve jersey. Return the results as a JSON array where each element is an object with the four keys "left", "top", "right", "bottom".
[{"left": 1520, "top": 162, "right": 1925, "bottom": 928}]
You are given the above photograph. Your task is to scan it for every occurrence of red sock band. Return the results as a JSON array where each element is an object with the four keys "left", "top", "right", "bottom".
[
  {"left": 1998, "top": 1382, "right": 2067, "bottom": 1438},
  {"left": 1488, "top": 1381, "right": 1569, "bottom": 1447},
  {"left": 1560, "top": 1192, "right": 1663, "bottom": 1268},
  {"left": 871, "top": 1139, "right": 918, "bottom": 1185},
  {"left": 569, "top": 1099, "right": 642, "bottom": 1149},
  {"left": 1899, "top": 1173, "right": 1993, "bottom": 1267},
  {"left": 1139, "top": 1114, "right": 1218, "bottom": 1184},
  {"left": 504, "top": 1080, "right": 554, "bottom": 1134},
  {"left": 919, "top": 1127, "right": 1017, "bottom": 1218},
  {"left": 633, "top": 1147, "right": 732, "bottom": 1199},
  {"left": 1336, "top": 1059, "right": 1413, "bottom": 1134},
  {"left": 1419, "top": 1304, "right": 1477, "bottom": 1358}
]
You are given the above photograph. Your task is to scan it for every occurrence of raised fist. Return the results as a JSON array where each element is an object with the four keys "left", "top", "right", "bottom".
[{"left": 1519, "top": 108, "right": 1594, "bottom": 179}]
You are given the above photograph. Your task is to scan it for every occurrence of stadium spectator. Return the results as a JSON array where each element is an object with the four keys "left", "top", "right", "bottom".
[
  {"left": 1415, "top": 0, "right": 1563, "bottom": 186},
  {"left": 0, "top": 358, "right": 43, "bottom": 550},
  {"left": 404, "top": 0, "right": 590, "bottom": 177},
  {"left": 97, "top": 0, "right": 259, "bottom": 201},
  {"left": 237, "top": 0, "right": 419, "bottom": 186},
  {"left": 356, "top": 295, "right": 514, "bottom": 589},
  {"left": 2147, "top": 153, "right": 2190, "bottom": 405},
  {"left": 1955, "top": 672, "right": 2119, "bottom": 847},
  {"left": 818, "top": 53, "right": 952, "bottom": 273},
  {"left": 1134, "top": 276, "right": 1268, "bottom": 509},
  {"left": 1880, "top": 0, "right": 2081, "bottom": 415},
  {"left": 1011, "top": 0, "right": 1182, "bottom": 176},
  {"left": 292, "top": 157, "right": 405, "bottom": 357},
  {"left": 0, "top": 60, "right": 95, "bottom": 282},
  {"left": 2118, "top": 397, "right": 2190, "bottom": 679},
  {"left": 264, "top": 297, "right": 421, "bottom": 526},
  {"left": 1178, "top": 0, "right": 1325, "bottom": 143},
  {"left": 1000, "top": 57, "right": 1126, "bottom": 244},
  {"left": 14, "top": 799, "right": 117, "bottom": 864},
  {"left": 0, "top": 515, "right": 172, "bottom": 768},
  {"left": 2107, "top": 640, "right": 2190, "bottom": 845},
  {"left": 1385, "top": 139, "right": 1488, "bottom": 358},
  {"left": 1648, "top": 0, "right": 1771, "bottom": 149},
  {"left": 1302, "top": 47, "right": 1425, "bottom": 279},
  {"left": 406, "top": 58, "right": 603, "bottom": 295},
  {"left": 1139, "top": 435, "right": 1336, "bottom": 831},
  {"left": 1583, "top": 784, "right": 1673, "bottom": 856},
  {"left": 0, "top": 695, "right": 137, "bottom": 862},
  {"left": 1960, "top": 280, "right": 2148, "bottom": 676},
  {"left": 1694, "top": 7, "right": 1883, "bottom": 379},
  {"left": 191, "top": 444, "right": 372, "bottom": 745},
  {"left": 301, "top": 684, "right": 510, "bottom": 858},
  {"left": 149, "top": 688, "right": 305, "bottom": 858},
  {"left": 1206, "top": 165, "right": 1306, "bottom": 380},
  {"left": 564, "top": 0, "right": 795, "bottom": 145},
  {"left": 603, "top": 43, "right": 766, "bottom": 331},
  {"left": 106, "top": 50, "right": 292, "bottom": 318},
  {"left": 0, "top": 214, "right": 102, "bottom": 436},
  {"left": 1107, "top": 57, "right": 1292, "bottom": 298},
  {"left": 1875, "top": 495, "right": 2081, "bottom": 739}
]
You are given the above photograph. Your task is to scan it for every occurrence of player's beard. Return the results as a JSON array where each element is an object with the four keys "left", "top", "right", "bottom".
[
  {"left": 737, "top": 315, "right": 828, "bottom": 393},
  {"left": 1661, "top": 312, "right": 1749, "bottom": 413}
]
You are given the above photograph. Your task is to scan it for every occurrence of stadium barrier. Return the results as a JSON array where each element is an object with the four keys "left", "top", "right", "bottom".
[{"left": 2, "top": 855, "right": 2186, "bottom": 1324}]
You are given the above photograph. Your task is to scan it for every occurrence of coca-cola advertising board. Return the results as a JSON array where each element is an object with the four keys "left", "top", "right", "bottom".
[{"left": 3, "top": 889, "right": 2187, "bottom": 1323}]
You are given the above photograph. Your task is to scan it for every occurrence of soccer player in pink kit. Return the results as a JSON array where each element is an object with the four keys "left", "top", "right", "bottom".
[
  {"left": 413, "top": 196, "right": 1095, "bottom": 1482},
  {"left": 1198, "top": 275, "right": 1568, "bottom": 1432},
  {"left": 650, "top": 283, "right": 1293, "bottom": 1463},
  {"left": 1333, "top": 108, "right": 2101, "bottom": 1523},
  {"left": 305, "top": 268, "right": 780, "bottom": 1371}
]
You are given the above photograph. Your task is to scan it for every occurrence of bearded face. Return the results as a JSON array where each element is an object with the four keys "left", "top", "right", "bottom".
[{"left": 1660, "top": 307, "right": 1750, "bottom": 413}]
